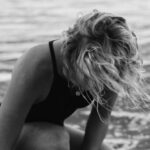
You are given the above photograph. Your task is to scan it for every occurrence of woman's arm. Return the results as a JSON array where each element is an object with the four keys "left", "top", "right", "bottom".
[
  {"left": 0, "top": 44, "right": 53, "bottom": 150},
  {"left": 81, "top": 87, "right": 118, "bottom": 150}
]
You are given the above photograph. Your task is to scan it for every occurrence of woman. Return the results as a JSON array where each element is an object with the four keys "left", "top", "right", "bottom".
[{"left": 0, "top": 10, "right": 146, "bottom": 150}]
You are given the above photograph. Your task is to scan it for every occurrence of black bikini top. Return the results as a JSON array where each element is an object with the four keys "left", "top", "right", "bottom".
[{"left": 25, "top": 41, "right": 93, "bottom": 125}]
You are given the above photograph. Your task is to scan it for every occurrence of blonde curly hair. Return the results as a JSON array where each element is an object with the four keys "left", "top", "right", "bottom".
[{"left": 62, "top": 10, "right": 149, "bottom": 110}]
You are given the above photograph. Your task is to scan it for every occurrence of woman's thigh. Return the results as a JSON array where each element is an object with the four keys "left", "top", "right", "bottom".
[
  {"left": 15, "top": 122, "right": 70, "bottom": 150},
  {"left": 14, "top": 122, "right": 113, "bottom": 150},
  {"left": 64, "top": 124, "right": 114, "bottom": 150},
  {"left": 64, "top": 124, "right": 84, "bottom": 150}
]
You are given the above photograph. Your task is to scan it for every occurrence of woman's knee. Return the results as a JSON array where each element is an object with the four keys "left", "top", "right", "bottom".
[{"left": 15, "top": 122, "right": 70, "bottom": 150}]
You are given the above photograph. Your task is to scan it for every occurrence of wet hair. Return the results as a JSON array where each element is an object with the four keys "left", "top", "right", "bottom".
[{"left": 62, "top": 10, "right": 149, "bottom": 111}]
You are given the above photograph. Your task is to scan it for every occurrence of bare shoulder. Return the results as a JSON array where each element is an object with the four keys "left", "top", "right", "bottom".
[
  {"left": 13, "top": 42, "right": 54, "bottom": 103},
  {"left": 20, "top": 43, "right": 52, "bottom": 71}
]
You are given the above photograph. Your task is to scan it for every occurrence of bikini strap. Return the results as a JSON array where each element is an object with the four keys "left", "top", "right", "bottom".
[{"left": 49, "top": 40, "right": 58, "bottom": 76}]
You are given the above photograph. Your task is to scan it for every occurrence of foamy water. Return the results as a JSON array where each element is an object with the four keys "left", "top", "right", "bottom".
[{"left": 0, "top": 0, "right": 150, "bottom": 149}]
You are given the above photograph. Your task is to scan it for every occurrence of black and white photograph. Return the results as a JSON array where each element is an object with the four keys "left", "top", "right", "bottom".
[{"left": 0, "top": 0, "right": 150, "bottom": 150}]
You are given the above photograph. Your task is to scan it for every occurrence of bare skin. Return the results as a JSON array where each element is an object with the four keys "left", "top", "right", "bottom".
[{"left": 0, "top": 38, "right": 117, "bottom": 150}]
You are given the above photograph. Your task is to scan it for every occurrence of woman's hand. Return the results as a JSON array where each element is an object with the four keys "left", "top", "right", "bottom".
[{"left": 80, "top": 87, "right": 117, "bottom": 150}]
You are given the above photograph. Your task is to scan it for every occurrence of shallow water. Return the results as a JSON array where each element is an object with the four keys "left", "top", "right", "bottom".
[{"left": 0, "top": 0, "right": 150, "bottom": 149}]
